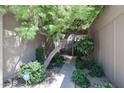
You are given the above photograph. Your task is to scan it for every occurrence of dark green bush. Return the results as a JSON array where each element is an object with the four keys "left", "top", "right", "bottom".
[
  {"left": 75, "top": 38, "right": 94, "bottom": 56},
  {"left": 86, "top": 59, "right": 97, "bottom": 70},
  {"left": 18, "top": 60, "right": 46, "bottom": 85},
  {"left": 75, "top": 57, "right": 87, "bottom": 69},
  {"left": 36, "top": 46, "right": 45, "bottom": 64},
  {"left": 89, "top": 64, "right": 104, "bottom": 77},
  {"left": 48, "top": 53, "right": 64, "bottom": 69},
  {"left": 72, "top": 69, "right": 90, "bottom": 88},
  {"left": 95, "top": 82, "right": 113, "bottom": 88},
  {"left": 75, "top": 57, "right": 97, "bottom": 70}
]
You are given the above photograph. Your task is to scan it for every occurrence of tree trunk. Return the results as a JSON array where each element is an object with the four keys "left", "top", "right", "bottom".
[
  {"left": 43, "top": 39, "right": 67, "bottom": 69},
  {"left": 43, "top": 30, "right": 79, "bottom": 69}
]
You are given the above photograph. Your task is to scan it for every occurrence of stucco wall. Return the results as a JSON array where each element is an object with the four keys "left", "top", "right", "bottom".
[
  {"left": 0, "top": 14, "right": 3, "bottom": 87},
  {"left": 3, "top": 12, "right": 45, "bottom": 81},
  {"left": 90, "top": 5, "right": 124, "bottom": 87}
]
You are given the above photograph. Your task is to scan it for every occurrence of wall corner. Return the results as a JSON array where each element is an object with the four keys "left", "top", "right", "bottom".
[{"left": 0, "top": 14, "right": 3, "bottom": 88}]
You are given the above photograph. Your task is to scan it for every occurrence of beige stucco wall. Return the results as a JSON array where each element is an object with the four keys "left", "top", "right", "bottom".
[
  {"left": 0, "top": 14, "right": 3, "bottom": 87},
  {"left": 3, "top": 12, "right": 45, "bottom": 81},
  {"left": 90, "top": 5, "right": 124, "bottom": 87}
]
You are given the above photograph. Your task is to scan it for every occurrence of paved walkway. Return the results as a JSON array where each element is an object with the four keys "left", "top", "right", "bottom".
[
  {"left": 60, "top": 62, "right": 75, "bottom": 88},
  {"left": 34, "top": 56, "right": 75, "bottom": 88}
]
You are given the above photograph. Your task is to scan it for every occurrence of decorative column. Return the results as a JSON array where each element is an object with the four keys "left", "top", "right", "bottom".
[{"left": 0, "top": 14, "right": 3, "bottom": 88}]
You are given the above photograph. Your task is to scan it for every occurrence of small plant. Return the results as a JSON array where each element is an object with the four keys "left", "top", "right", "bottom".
[
  {"left": 75, "top": 57, "right": 97, "bottom": 70},
  {"left": 72, "top": 69, "right": 90, "bottom": 88},
  {"left": 48, "top": 53, "right": 64, "bottom": 69},
  {"left": 75, "top": 57, "right": 87, "bottom": 69},
  {"left": 89, "top": 64, "right": 104, "bottom": 77},
  {"left": 86, "top": 59, "right": 97, "bottom": 70},
  {"left": 18, "top": 60, "right": 46, "bottom": 85},
  {"left": 36, "top": 46, "right": 45, "bottom": 64},
  {"left": 75, "top": 38, "right": 94, "bottom": 56},
  {"left": 95, "top": 82, "right": 113, "bottom": 88}
]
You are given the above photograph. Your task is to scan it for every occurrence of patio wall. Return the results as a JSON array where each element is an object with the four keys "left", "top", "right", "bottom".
[
  {"left": 0, "top": 14, "right": 3, "bottom": 87},
  {"left": 89, "top": 5, "right": 124, "bottom": 87},
  {"left": 3, "top": 12, "right": 46, "bottom": 81}
]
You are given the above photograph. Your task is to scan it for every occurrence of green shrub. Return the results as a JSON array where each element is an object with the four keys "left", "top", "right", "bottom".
[
  {"left": 86, "top": 59, "right": 97, "bottom": 70},
  {"left": 89, "top": 64, "right": 104, "bottom": 77},
  {"left": 95, "top": 82, "right": 113, "bottom": 88},
  {"left": 75, "top": 38, "right": 94, "bottom": 56},
  {"left": 18, "top": 60, "right": 46, "bottom": 85},
  {"left": 75, "top": 57, "right": 87, "bottom": 69},
  {"left": 72, "top": 69, "right": 90, "bottom": 88},
  {"left": 75, "top": 57, "right": 97, "bottom": 70},
  {"left": 36, "top": 46, "right": 45, "bottom": 64},
  {"left": 48, "top": 53, "right": 64, "bottom": 69}
]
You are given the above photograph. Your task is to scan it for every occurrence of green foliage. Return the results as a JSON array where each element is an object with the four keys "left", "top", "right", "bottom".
[
  {"left": 2, "top": 5, "right": 103, "bottom": 41},
  {"left": 36, "top": 46, "right": 45, "bottom": 64},
  {"left": 18, "top": 60, "right": 46, "bottom": 85},
  {"left": 48, "top": 53, "right": 64, "bottom": 69},
  {"left": 68, "top": 6, "right": 103, "bottom": 29},
  {"left": 86, "top": 59, "right": 97, "bottom": 70},
  {"left": 75, "top": 57, "right": 98, "bottom": 70},
  {"left": 0, "top": 5, "right": 7, "bottom": 14},
  {"left": 75, "top": 57, "right": 104, "bottom": 77},
  {"left": 85, "top": 5, "right": 103, "bottom": 27},
  {"left": 95, "top": 82, "right": 113, "bottom": 88},
  {"left": 15, "top": 22, "right": 38, "bottom": 40},
  {"left": 76, "top": 38, "right": 95, "bottom": 56},
  {"left": 9, "top": 6, "right": 31, "bottom": 20},
  {"left": 72, "top": 69, "right": 90, "bottom": 88},
  {"left": 75, "top": 57, "right": 86, "bottom": 69},
  {"left": 89, "top": 64, "right": 104, "bottom": 77}
]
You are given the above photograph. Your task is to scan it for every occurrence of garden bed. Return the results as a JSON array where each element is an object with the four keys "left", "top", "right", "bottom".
[
  {"left": 4, "top": 55, "right": 116, "bottom": 88},
  {"left": 3, "top": 65, "right": 63, "bottom": 88},
  {"left": 74, "top": 69, "right": 115, "bottom": 88}
]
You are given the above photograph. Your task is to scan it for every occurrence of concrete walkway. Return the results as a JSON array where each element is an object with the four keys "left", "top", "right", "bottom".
[
  {"left": 36, "top": 56, "right": 75, "bottom": 88},
  {"left": 33, "top": 57, "right": 75, "bottom": 88},
  {"left": 60, "top": 63, "right": 75, "bottom": 88}
]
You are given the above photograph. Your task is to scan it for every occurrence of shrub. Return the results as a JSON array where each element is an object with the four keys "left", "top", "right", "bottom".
[
  {"left": 95, "top": 82, "right": 113, "bottom": 88},
  {"left": 48, "top": 53, "right": 64, "bottom": 69},
  {"left": 75, "top": 38, "right": 94, "bottom": 56},
  {"left": 89, "top": 64, "right": 104, "bottom": 77},
  {"left": 75, "top": 57, "right": 97, "bottom": 70},
  {"left": 75, "top": 57, "right": 87, "bottom": 69},
  {"left": 86, "top": 59, "right": 97, "bottom": 70},
  {"left": 72, "top": 69, "right": 90, "bottom": 88},
  {"left": 18, "top": 60, "right": 46, "bottom": 85},
  {"left": 36, "top": 46, "right": 45, "bottom": 64}
]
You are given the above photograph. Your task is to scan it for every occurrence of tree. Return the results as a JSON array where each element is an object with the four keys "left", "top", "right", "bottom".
[
  {"left": 2, "top": 5, "right": 103, "bottom": 40},
  {"left": 0, "top": 5, "right": 103, "bottom": 69}
]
